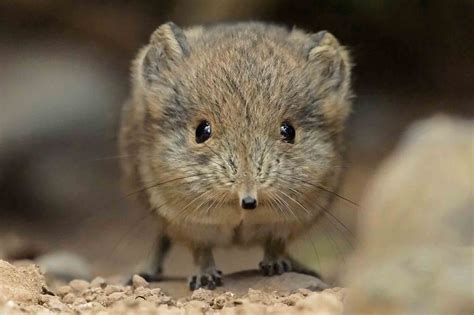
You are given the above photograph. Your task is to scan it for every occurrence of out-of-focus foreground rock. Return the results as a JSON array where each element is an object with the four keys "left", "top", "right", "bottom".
[
  {"left": 344, "top": 115, "right": 473, "bottom": 314},
  {"left": 0, "top": 260, "right": 45, "bottom": 305}
]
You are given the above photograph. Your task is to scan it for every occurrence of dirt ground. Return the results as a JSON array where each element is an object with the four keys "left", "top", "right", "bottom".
[{"left": 0, "top": 260, "right": 345, "bottom": 315}]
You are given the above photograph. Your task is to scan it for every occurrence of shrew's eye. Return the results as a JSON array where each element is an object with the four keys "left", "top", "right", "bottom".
[
  {"left": 280, "top": 121, "right": 295, "bottom": 143},
  {"left": 195, "top": 120, "right": 212, "bottom": 143}
]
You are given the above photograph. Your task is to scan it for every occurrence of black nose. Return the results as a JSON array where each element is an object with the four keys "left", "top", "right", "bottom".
[{"left": 241, "top": 196, "right": 257, "bottom": 210}]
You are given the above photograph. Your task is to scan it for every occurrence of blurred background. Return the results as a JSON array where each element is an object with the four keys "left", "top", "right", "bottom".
[{"left": 0, "top": 0, "right": 472, "bottom": 283}]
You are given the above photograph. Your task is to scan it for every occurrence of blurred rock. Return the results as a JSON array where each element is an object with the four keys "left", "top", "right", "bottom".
[
  {"left": 0, "top": 259, "right": 45, "bottom": 305},
  {"left": 0, "top": 233, "right": 44, "bottom": 261},
  {"left": 35, "top": 251, "right": 91, "bottom": 282},
  {"left": 344, "top": 115, "right": 473, "bottom": 314},
  {"left": 90, "top": 276, "right": 107, "bottom": 289},
  {"left": 68, "top": 279, "right": 90, "bottom": 293},
  {"left": 131, "top": 274, "right": 149, "bottom": 289}
]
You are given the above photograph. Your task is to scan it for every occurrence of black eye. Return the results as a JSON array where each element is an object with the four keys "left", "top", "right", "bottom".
[
  {"left": 195, "top": 120, "right": 212, "bottom": 143},
  {"left": 280, "top": 121, "right": 295, "bottom": 143}
]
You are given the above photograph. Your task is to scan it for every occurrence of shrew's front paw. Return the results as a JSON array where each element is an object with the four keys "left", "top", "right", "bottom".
[
  {"left": 259, "top": 257, "right": 292, "bottom": 276},
  {"left": 188, "top": 269, "right": 223, "bottom": 290}
]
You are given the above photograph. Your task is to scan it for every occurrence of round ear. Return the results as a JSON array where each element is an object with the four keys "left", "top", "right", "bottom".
[
  {"left": 139, "top": 22, "right": 190, "bottom": 86},
  {"left": 305, "top": 31, "right": 352, "bottom": 131},
  {"left": 305, "top": 31, "right": 351, "bottom": 96}
]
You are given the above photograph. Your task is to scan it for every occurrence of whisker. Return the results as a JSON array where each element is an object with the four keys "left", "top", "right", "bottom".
[
  {"left": 110, "top": 203, "right": 166, "bottom": 254},
  {"left": 205, "top": 192, "right": 223, "bottom": 216},
  {"left": 314, "top": 183, "right": 359, "bottom": 207},
  {"left": 126, "top": 173, "right": 216, "bottom": 197},
  {"left": 320, "top": 221, "right": 346, "bottom": 266},
  {"left": 286, "top": 185, "right": 354, "bottom": 248},
  {"left": 319, "top": 211, "right": 355, "bottom": 249},
  {"left": 319, "top": 205, "right": 355, "bottom": 239},
  {"left": 189, "top": 190, "right": 218, "bottom": 219},
  {"left": 279, "top": 190, "right": 312, "bottom": 217},
  {"left": 274, "top": 192, "right": 301, "bottom": 223},
  {"left": 308, "top": 237, "right": 322, "bottom": 276},
  {"left": 273, "top": 179, "right": 355, "bottom": 249},
  {"left": 277, "top": 173, "right": 359, "bottom": 207},
  {"left": 267, "top": 192, "right": 286, "bottom": 220},
  {"left": 214, "top": 191, "right": 231, "bottom": 214},
  {"left": 203, "top": 142, "right": 229, "bottom": 169},
  {"left": 170, "top": 189, "right": 215, "bottom": 224}
]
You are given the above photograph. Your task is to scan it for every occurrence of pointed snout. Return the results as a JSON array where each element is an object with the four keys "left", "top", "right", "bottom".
[
  {"left": 236, "top": 157, "right": 258, "bottom": 210},
  {"left": 241, "top": 196, "right": 257, "bottom": 210}
]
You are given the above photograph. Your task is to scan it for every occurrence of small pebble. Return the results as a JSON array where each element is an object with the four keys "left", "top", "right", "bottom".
[
  {"left": 212, "top": 292, "right": 234, "bottom": 309},
  {"left": 56, "top": 285, "right": 72, "bottom": 296},
  {"left": 73, "top": 297, "right": 87, "bottom": 306},
  {"left": 134, "top": 287, "right": 151, "bottom": 297},
  {"left": 158, "top": 295, "right": 174, "bottom": 305},
  {"left": 191, "top": 288, "right": 214, "bottom": 302},
  {"left": 297, "top": 288, "right": 312, "bottom": 296},
  {"left": 124, "top": 296, "right": 140, "bottom": 307},
  {"left": 69, "top": 279, "right": 90, "bottom": 293},
  {"left": 62, "top": 293, "right": 76, "bottom": 304},
  {"left": 150, "top": 288, "right": 162, "bottom": 296},
  {"left": 43, "top": 296, "right": 70, "bottom": 312},
  {"left": 280, "top": 293, "right": 302, "bottom": 306},
  {"left": 83, "top": 289, "right": 100, "bottom": 302},
  {"left": 74, "top": 302, "right": 95, "bottom": 311},
  {"left": 185, "top": 300, "right": 208, "bottom": 312},
  {"left": 108, "top": 292, "right": 124, "bottom": 303},
  {"left": 131, "top": 274, "right": 149, "bottom": 289},
  {"left": 104, "top": 285, "right": 122, "bottom": 295},
  {"left": 91, "top": 276, "right": 107, "bottom": 289}
]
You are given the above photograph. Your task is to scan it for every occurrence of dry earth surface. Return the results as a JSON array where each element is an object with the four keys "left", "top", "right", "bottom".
[{"left": 0, "top": 260, "right": 346, "bottom": 314}]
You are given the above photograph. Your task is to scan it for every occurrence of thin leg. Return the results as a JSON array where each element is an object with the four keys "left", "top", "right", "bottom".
[
  {"left": 150, "top": 234, "right": 172, "bottom": 275},
  {"left": 134, "top": 234, "right": 172, "bottom": 283},
  {"left": 259, "top": 238, "right": 292, "bottom": 276},
  {"left": 188, "top": 246, "right": 223, "bottom": 290}
]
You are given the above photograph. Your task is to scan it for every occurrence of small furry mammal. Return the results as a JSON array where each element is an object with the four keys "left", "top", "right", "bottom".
[{"left": 119, "top": 22, "right": 352, "bottom": 290}]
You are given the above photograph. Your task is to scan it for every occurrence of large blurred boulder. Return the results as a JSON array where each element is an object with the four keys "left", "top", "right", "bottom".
[{"left": 344, "top": 115, "right": 473, "bottom": 314}]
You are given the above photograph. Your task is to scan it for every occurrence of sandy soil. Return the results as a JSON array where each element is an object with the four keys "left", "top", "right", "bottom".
[{"left": 0, "top": 260, "right": 346, "bottom": 314}]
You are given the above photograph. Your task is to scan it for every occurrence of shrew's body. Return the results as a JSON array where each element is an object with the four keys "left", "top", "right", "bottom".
[{"left": 119, "top": 22, "right": 352, "bottom": 290}]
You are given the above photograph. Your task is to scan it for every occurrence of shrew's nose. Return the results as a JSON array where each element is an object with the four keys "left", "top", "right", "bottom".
[{"left": 241, "top": 196, "right": 257, "bottom": 210}]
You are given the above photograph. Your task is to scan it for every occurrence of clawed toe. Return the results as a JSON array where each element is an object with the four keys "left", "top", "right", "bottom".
[
  {"left": 188, "top": 270, "right": 223, "bottom": 290},
  {"left": 259, "top": 258, "right": 292, "bottom": 276}
]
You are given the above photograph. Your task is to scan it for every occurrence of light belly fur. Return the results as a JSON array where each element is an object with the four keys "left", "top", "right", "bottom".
[{"left": 161, "top": 205, "right": 305, "bottom": 247}]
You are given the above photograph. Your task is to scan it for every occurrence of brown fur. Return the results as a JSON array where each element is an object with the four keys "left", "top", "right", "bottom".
[{"left": 119, "top": 22, "right": 352, "bottom": 288}]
